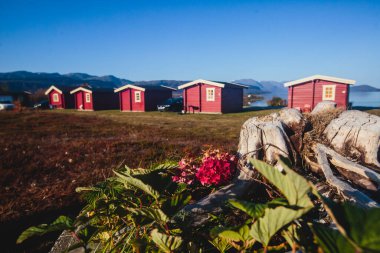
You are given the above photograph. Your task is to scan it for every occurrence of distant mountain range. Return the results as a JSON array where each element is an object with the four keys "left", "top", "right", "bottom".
[
  {"left": 350, "top": 84, "right": 380, "bottom": 92},
  {"left": 0, "top": 71, "right": 379, "bottom": 94}
]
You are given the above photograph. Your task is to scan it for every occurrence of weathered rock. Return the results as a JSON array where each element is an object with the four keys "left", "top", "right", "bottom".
[
  {"left": 277, "top": 108, "right": 304, "bottom": 127},
  {"left": 311, "top": 101, "right": 337, "bottom": 114},
  {"left": 324, "top": 110, "right": 380, "bottom": 168}
]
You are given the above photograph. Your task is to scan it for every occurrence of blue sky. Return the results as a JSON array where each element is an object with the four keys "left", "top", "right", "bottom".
[{"left": 1, "top": 0, "right": 380, "bottom": 86}]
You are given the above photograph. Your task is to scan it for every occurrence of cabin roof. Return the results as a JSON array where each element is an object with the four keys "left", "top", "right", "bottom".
[
  {"left": 114, "top": 84, "right": 176, "bottom": 93},
  {"left": 45, "top": 85, "right": 74, "bottom": 95},
  {"left": 177, "top": 79, "right": 248, "bottom": 89},
  {"left": 69, "top": 85, "right": 116, "bottom": 94},
  {"left": 284, "top": 75, "right": 356, "bottom": 87}
]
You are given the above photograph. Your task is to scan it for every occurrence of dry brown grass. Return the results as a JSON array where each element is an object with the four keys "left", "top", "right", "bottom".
[
  {"left": 0, "top": 108, "right": 377, "bottom": 252},
  {"left": 0, "top": 109, "right": 279, "bottom": 224}
]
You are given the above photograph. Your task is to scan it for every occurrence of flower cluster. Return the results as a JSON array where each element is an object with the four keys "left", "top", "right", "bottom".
[
  {"left": 171, "top": 157, "right": 198, "bottom": 185},
  {"left": 195, "top": 150, "right": 237, "bottom": 186},
  {"left": 172, "top": 148, "right": 237, "bottom": 187}
]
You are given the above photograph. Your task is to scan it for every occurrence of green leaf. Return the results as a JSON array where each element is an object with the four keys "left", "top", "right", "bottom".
[
  {"left": 250, "top": 158, "right": 313, "bottom": 208},
  {"left": 209, "top": 237, "right": 232, "bottom": 253},
  {"left": 127, "top": 207, "right": 169, "bottom": 223},
  {"left": 217, "top": 230, "right": 242, "bottom": 241},
  {"left": 321, "top": 198, "right": 380, "bottom": 251},
  {"left": 249, "top": 206, "right": 307, "bottom": 246},
  {"left": 17, "top": 216, "right": 74, "bottom": 244},
  {"left": 114, "top": 170, "right": 160, "bottom": 199},
  {"left": 312, "top": 223, "right": 355, "bottom": 253},
  {"left": 170, "top": 193, "right": 191, "bottom": 208},
  {"left": 131, "top": 162, "right": 178, "bottom": 175},
  {"left": 151, "top": 229, "right": 183, "bottom": 252},
  {"left": 238, "top": 225, "right": 251, "bottom": 241},
  {"left": 228, "top": 199, "right": 266, "bottom": 218}
]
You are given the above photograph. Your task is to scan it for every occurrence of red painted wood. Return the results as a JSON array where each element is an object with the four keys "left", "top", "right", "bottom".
[
  {"left": 48, "top": 90, "right": 64, "bottom": 109},
  {"left": 73, "top": 91, "right": 93, "bottom": 110},
  {"left": 183, "top": 83, "right": 233, "bottom": 113},
  {"left": 120, "top": 89, "right": 132, "bottom": 111},
  {"left": 118, "top": 88, "right": 145, "bottom": 112},
  {"left": 288, "top": 79, "right": 349, "bottom": 111},
  {"left": 75, "top": 92, "right": 83, "bottom": 109}
]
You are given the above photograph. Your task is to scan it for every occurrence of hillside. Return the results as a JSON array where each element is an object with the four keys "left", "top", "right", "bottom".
[
  {"left": 1, "top": 71, "right": 379, "bottom": 95},
  {"left": 0, "top": 71, "right": 132, "bottom": 93},
  {"left": 233, "top": 78, "right": 286, "bottom": 94},
  {"left": 351, "top": 84, "right": 380, "bottom": 92}
]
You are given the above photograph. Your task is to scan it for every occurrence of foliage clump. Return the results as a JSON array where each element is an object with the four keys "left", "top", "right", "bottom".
[{"left": 17, "top": 151, "right": 380, "bottom": 253}]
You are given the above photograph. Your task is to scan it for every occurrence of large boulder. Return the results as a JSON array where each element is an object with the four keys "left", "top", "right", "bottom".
[
  {"left": 324, "top": 110, "right": 380, "bottom": 168},
  {"left": 311, "top": 101, "right": 337, "bottom": 114}
]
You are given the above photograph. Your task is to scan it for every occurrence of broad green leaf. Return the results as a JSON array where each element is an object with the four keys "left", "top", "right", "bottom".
[
  {"left": 321, "top": 198, "right": 380, "bottom": 251},
  {"left": 17, "top": 216, "right": 74, "bottom": 244},
  {"left": 114, "top": 170, "right": 160, "bottom": 199},
  {"left": 217, "top": 230, "right": 242, "bottom": 241},
  {"left": 209, "top": 237, "right": 232, "bottom": 253},
  {"left": 228, "top": 199, "right": 266, "bottom": 218},
  {"left": 131, "top": 162, "right": 178, "bottom": 175},
  {"left": 151, "top": 229, "right": 183, "bottom": 252},
  {"left": 238, "top": 225, "right": 251, "bottom": 241},
  {"left": 127, "top": 207, "right": 169, "bottom": 223},
  {"left": 249, "top": 206, "right": 307, "bottom": 246},
  {"left": 250, "top": 158, "right": 313, "bottom": 208},
  {"left": 312, "top": 223, "right": 355, "bottom": 253}
]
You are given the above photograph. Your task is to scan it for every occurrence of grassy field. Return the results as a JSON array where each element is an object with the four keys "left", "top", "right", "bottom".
[
  {"left": 0, "top": 108, "right": 282, "bottom": 252},
  {"left": 0, "top": 108, "right": 379, "bottom": 252}
]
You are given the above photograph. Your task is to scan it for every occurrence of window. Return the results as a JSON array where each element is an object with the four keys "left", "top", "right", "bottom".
[
  {"left": 53, "top": 93, "right": 59, "bottom": 102},
  {"left": 85, "top": 93, "right": 91, "bottom": 103},
  {"left": 322, "top": 85, "right": 336, "bottom": 100},
  {"left": 206, "top": 88, "right": 215, "bottom": 101},
  {"left": 135, "top": 91, "right": 141, "bottom": 102}
]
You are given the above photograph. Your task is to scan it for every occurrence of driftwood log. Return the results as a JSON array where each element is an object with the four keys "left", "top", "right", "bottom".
[{"left": 182, "top": 105, "right": 380, "bottom": 225}]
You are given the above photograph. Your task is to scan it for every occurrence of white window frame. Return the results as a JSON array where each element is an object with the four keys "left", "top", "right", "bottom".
[
  {"left": 135, "top": 91, "right": 141, "bottom": 102},
  {"left": 322, "top": 85, "right": 336, "bottom": 101},
  {"left": 52, "top": 93, "right": 59, "bottom": 102},
  {"left": 206, "top": 88, "right": 215, "bottom": 101},
  {"left": 85, "top": 93, "right": 91, "bottom": 103}
]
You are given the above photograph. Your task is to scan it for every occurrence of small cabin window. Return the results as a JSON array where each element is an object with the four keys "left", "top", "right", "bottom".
[
  {"left": 322, "top": 85, "right": 336, "bottom": 100},
  {"left": 206, "top": 88, "right": 215, "bottom": 101},
  {"left": 135, "top": 91, "right": 141, "bottom": 102},
  {"left": 53, "top": 93, "right": 59, "bottom": 102},
  {"left": 85, "top": 93, "right": 91, "bottom": 103}
]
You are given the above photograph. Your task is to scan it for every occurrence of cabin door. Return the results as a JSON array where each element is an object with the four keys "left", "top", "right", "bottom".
[
  {"left": 121, "top": 89, "right": 131, "bottom": 111},
  {"left": 76, "top": 92, "right": 83, "bottom": 110}
]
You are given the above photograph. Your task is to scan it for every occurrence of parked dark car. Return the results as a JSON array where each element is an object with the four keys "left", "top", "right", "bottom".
[
  {"left": 157, "top": 98, "right": 183, "bottom": 112},
  {"left": 33, "top": 100, "right": 51, "bottom": 109}
]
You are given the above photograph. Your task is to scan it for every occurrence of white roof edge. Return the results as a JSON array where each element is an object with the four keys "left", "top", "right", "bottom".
[
  {"left": 114, "top": 84, "right": 145, "bottom": 93},
  {"left": 160, "top": 85, "right": 177, "bottom": 91},
  {"left": 178, "top": 79, "right": 229, "bottom": 89},
  {"left": 229, "top": 82, "right": 249, "bottom": 88},
  {"left": 45, "top": 85, "right": 62, "bottom": 95},
  {"left": 70, "top": 87, "right": 93, "bottom": 94},
  {"left": 284, "top": 75, "right": 356, "bottom": 87}
]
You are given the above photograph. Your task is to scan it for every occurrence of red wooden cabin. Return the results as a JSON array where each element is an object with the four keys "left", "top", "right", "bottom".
[
  {"left": 70, "top": 85, "right": 119, "bottom": 111},
  {"left": 285, "top": 75, "right": 356, "bottom": 112},
  {"left": 178, "top": 79, "right": 247, "bottom": 114},
  {"left": 45, "top": 85, "right": 75, "bottom": 109},
  {"left": 114, "top": 84, "right": 175, "bottom": 112}
]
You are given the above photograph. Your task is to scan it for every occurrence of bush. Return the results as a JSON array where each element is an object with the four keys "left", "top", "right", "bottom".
[
  {"left": 267, "top": 96, "right": 287, "bottom": 106},
  {"left": 17, "top": 154, "right": 380, "bottom": 252}
]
